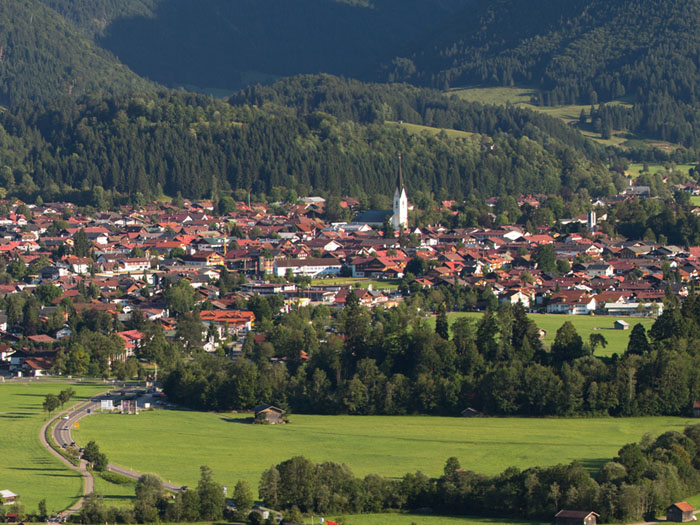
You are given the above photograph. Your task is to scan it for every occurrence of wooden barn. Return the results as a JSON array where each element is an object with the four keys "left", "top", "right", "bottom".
[
  {"left": 555, "top": 510, "right": 599, "bottom": 525},
  {"left": 667, "top": 502, "right": 696, "bottom": 522},
  {"left": 254, "top": 404, "right": 286, "bottom": 424}
]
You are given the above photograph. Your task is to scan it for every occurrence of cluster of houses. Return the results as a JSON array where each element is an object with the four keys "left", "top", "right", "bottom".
[{"left": 0, "top": 184, "right": 697, "bottom": 377}]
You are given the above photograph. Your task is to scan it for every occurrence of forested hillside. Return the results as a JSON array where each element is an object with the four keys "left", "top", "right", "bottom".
[
  {"left": 93, "top": 0, "right": 472, "bottom": 93},
  {"left": 383, "top": 0, "right": 700, "bottom": 105},
  {"left": 38, "top": 0, "right": 158, "bottom": 37},
  {"left": 0, "top": 0, "right": 153, "bottom": 106},
  {"left": 0, "top": 77, "right": 621, "bottom": 203},
  {"left": 379, "top": 0, "right": 700, "bottom": 148}
]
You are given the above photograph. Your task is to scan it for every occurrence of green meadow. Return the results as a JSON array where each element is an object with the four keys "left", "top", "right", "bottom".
[
  {"left": 76, "top": 410, "right": 692, "bottom": 494},
  {"left": 426, "top": 312, "right": 656, "bottom": 357},
  {"left": 386, "top": 120, "right": 476, "bottom": 140},
  {"left": 333, "top": 514, "right": 547, "bottom": 525},
  {"left": 0, "top": 380, "right": 109, "bottom": 513},
  {"left": 625, "top": 163, "right": 696, "bottom": 179},
  {"left": 310, "top": 277, "right": 400, "bottom": 290},
  {"left": 446, "top": 86, "right": 671, "bottom": 148}
]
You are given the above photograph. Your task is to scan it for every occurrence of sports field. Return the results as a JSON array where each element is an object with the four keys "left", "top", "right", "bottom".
[
  {"left": 0, "top": 380, "right": 110, "bottom": 513},
  {"left": 75, "top": 410, "right": 692, "bottom": 494},
  {"left": 310, "top": 277, "right": 400, "bottom": 290},
  {"left": 425, "top": 312, "right": 656, "bottom": 357}
]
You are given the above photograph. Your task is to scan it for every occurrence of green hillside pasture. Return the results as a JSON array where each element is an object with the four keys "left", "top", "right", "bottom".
[
  {"left": 448, "top": 86, "right": 646, "bottom": 147},
  {"left": 626, "top": 163, "right": 696, "bottom": 179},
  {"left": 427, "top": 312, "right": 656, "bottom": 357},
  {"left": 333, "top": 513, "right": 547, "bottom": 525},
  {"left": 0, "top": 380, "right": 109, "bottom": 513},
  {"left": 448, "top": 86, "right": 536, "bottom": 106},
  {"left": 386, "top": 121, "right": 475, "bottom": 140},
  {"left": 75, "top": 411, "right": 691, "bottom": 494}
]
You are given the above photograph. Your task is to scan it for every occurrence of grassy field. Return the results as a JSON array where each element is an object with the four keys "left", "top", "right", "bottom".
[
  {"left": 446, "top": 86, "right": 674, "bottom": 149},
  {"left": 91, "top": 471, "right": 137, "bottom": 508},
  {"left": 386, "top": 120, "right": 476, "bottom": 140},
  {"left": 625, "top": 163, "right": 696, "bottom": 179},
  {"left": 691, "top": 196, "right": 700, "bottom": 206},
  {"left": 0, "top": 380, "right": 110, "bottom": 513},
  {"left": 331, "top": 513, "right": 547, "bottom": 525},
  {"left": 75, "top": 411, "right": 692, "bottom": 494},
  {"left": 425, "top": 312, "right": 655, "bottom": 357},
  {"left": 333, "top": 514, "right": 548, "bottom": 525},
  {"left": 311, "top": 277, "right": 400, "bottom": 291}
]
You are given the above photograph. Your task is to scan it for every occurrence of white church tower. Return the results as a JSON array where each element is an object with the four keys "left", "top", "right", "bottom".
[{"left": 392, "top": 154, "right": 408, "bottom": 231}]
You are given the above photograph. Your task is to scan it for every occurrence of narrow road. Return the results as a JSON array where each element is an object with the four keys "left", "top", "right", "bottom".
[
  {"left": 40, "top": 397, "right": 105, "bottom": 519},
  {"left": 40, "top": 385, "right": 183, "bottom": 516}
]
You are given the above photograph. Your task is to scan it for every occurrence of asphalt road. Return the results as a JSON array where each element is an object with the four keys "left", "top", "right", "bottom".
[{"left": 41, "top": 384, "right": 182, "bottom": 517}]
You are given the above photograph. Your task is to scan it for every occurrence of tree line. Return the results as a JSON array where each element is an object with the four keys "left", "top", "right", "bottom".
[
  {"left": 258, "top": 423, "right": 700, "bottom": 523},
  {"left": 161, "top": 289, "right": 700, "bottom": 418}
]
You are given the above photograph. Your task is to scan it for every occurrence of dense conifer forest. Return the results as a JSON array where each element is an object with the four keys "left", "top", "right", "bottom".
[{"left": 0, "top": 79, "right": 621, "bottom": 203}]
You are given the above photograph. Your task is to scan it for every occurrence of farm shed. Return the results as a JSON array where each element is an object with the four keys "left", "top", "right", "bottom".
[
  {"left": 555, "top": 510, "right": 599, "bottom": 525},
  {"left": 254, "top": 404, "right": 286, "bottom": 424},
  {"left": 614, "top": 320, "right": 629, "bottom": 330},
  {"left": 667, "top": 502, "right": 696, "bottom": 522}
]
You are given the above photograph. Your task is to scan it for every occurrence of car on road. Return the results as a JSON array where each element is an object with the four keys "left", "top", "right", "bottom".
[
  {"left": 62, "top": 415, "right": 69, "bottom": 419},
  {"left": 63, "top": 426, "right": 69, "bottom": 430}
]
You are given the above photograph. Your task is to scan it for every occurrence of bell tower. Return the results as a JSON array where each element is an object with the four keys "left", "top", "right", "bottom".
[{"left": 392, "top": 154, "right": 408, "bottom": 231}]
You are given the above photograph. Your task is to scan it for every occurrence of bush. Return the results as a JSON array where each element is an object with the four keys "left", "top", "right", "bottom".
[{"left": 99, "top": 470, "right": 134, "bottom": 485}]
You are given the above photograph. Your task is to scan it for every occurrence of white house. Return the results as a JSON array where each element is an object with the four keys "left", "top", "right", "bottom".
[{"left": 273, "top": 258, "right": 342, "bottom": 278}]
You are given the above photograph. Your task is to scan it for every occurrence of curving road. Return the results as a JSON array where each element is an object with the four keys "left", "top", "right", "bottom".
[{"left": 41, "top": 385, "right": 182, "bottom": 517}]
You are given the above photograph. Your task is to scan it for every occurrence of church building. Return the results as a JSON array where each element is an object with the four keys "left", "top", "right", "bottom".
[
  {"left": 392, "top": 154, "right": 408, "bottom": 230},
  {"left": 352, "top": 155, "right": 409, "bottom": 231}
]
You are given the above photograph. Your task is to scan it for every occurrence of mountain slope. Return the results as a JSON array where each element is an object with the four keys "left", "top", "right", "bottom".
[
  {"left": 382, "top": 0, "right": 700, "bottom": 106},
  {"left": 92, "top": 0, "right": 473, "bottom": 93},
  {"left": 0, "top": 0, "right": 153, "bottom": 106}
]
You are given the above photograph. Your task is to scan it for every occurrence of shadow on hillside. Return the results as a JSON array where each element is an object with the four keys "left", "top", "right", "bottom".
[
  {"left": 579, "top": 457, "right": 607, "bottom": 474},
  {"left": 220, "top": 416, "right": 254, "bottom": 424}
]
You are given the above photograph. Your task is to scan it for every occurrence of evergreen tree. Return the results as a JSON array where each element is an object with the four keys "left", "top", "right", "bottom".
[{"left": 435, "top": 302, "right": 449, "bottom": 340}]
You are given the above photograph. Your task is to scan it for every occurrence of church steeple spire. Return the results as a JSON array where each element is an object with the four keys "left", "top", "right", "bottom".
[
  {"left": 392, "top": 153, "right": 408, "bottom": 231},
  {"left": 396, "top": 153, "right": 404, "bottom": 192}
]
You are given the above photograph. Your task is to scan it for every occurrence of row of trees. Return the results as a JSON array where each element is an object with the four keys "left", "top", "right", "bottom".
[
  {"left": 260, "top": 424, "right": 700, "bottom": 522},
  {"left": 75, "top": 466, "right": 234, "bottom": 524},
  {"left": 162, "top": 290, "right": 700, "bottom": 418},
  {"left": 42, "top": 387, "right": 75, "bottom": 415}
]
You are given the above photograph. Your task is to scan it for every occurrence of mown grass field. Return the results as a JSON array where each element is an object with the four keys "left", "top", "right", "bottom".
[
  {"left": 332, "top": 514, "right": 547, "bottom": 525},
  {"left": 425, "top": 312, "right": 655, "bottom": 357},
  {"left": 311, "top": 277, "right": 400, "bottom": 290},
  {"left": 0, "top": 380, "right": 109, "bottom": 513},
  {"left": 75, "top": 410, "right": 692, "bottom": 495}
]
